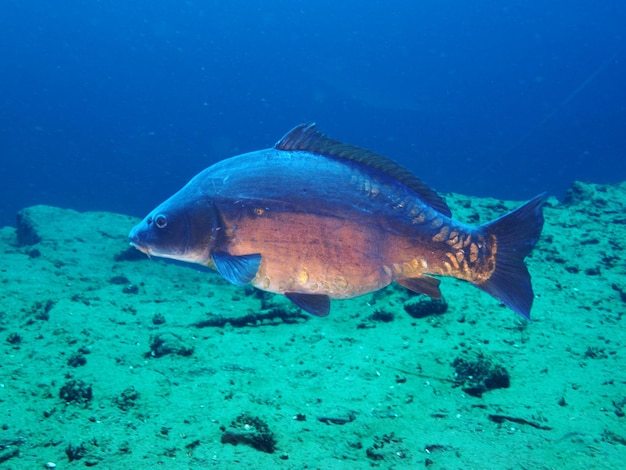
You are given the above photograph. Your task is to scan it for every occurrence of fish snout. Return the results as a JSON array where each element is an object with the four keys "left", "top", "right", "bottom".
[{"left": 128, "top": 224, "right": 151, "bottom": 255}]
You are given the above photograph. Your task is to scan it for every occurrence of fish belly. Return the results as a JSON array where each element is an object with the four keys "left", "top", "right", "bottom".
[{"left": 220, "top": 211, "right": 393, "bottom": 299}]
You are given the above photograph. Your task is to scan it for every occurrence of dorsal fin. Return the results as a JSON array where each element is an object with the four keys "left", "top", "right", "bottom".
[{"left": 275, "top": 123, "right": 451, "bottom": 217}]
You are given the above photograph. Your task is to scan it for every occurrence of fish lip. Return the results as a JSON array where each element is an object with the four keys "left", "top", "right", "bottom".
[
  {"left": 128, "top": 226, "right": 147, "bottom": 252},
  {"left": 129, "top": 240, "right": 151, "bottom": 257}
]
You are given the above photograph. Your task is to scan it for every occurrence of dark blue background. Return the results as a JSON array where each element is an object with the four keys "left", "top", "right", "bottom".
[{"left": 1, "top": 0, "right": 625, "bottom": 227}]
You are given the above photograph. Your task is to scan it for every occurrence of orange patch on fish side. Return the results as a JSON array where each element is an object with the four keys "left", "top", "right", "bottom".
[
  {"left": 469, "top": 242, "right": 479, "bottom": 263},
  {"left": 219, "top": 210, "right": 391, "bottom": 299},
  {"left": 432, "top": 225, "right": 450, "bottom": 242}
]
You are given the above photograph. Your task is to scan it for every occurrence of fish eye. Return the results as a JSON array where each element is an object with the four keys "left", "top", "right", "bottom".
[{"left": 154, "top": 214, "right": 168, "bottom": 229}]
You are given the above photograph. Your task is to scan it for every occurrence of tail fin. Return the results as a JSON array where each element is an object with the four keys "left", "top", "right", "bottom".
[{"left": 477, "top": 194, "right": 546, "bottom": 320}]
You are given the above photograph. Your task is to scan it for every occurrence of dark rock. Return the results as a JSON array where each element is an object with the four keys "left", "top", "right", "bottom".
[
  {"left": 152, "top": 313, "right": 166, "bottom": 325},
  {"left": 221, "top": 413, "right": 277, "bottom": 453},
  {"left": 6, "top": 333, "right": 22, "bottom": 345},
  {"left": 584, "top": 346, "right": 608, "bottom": 359},
  {"left": 27, "top": 299, "right": 55, "bottom": 321},
  {"left": 15, "top": 208, "right": 42, "bottom": 246},
  {"left": 147, "top": 332, "right": 194, "bottom": 358},
  {"left": 612, "top": 283, "right": 626, "bottom": 303},
  {"left": 65, "top": 442, "right": 86, "bottom": 462},
  {"left": 64, "top": 441, "right": 101, "bottom": 465},
  {"left": 368, "top": 309, "right": 395, "bottom": 322},
  {"left": 110, "top": 275, "right": 130, "bottom": 285},
  {"left": 452, "top": 353, "right": 510, "bottom": 397},
  {"left": 366, "top": 432, "right": 408, "bottom": 462},
  {"left": 612, "top": 397, "right": 626, "bottom": 417},
  {"left": 404, "top": 297, "right": 448, "bottom": 319},
  {"left": 114, "top": 247, "right": 146, "bottom": 262},
  {"left": 59, "top": 379, "right": 93, "bottom": 407},
  {"left": 115, "top": 387, "right": 140, "bottom": 411},
  {"left": 67, "top": 352, "right": 87, "bottom": 367},
  {"left": 122, "top": 284, "right": 139, "bottom": 294}
]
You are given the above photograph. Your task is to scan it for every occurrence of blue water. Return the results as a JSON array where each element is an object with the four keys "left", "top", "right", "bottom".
[{"left": 1, "top": 1, "right": 625, "bottom": 227}]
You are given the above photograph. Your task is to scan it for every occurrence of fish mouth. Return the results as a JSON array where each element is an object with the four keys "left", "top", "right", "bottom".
[
  {"left": 128, "top": 237, "right": 182, "bottom": 260},
  {"left": 128, "top": 225, "right": 152, "bottom": 257},
  {"left": 129, "top": 241, "right": 152, "bottom": 258},
  {"left": 128, "top": 224, "right": 150, "bottom": 255}
]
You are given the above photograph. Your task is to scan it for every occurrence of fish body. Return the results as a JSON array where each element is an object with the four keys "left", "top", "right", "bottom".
[{"left": 129, "top": 124, "right": 545, "bottom": 319}]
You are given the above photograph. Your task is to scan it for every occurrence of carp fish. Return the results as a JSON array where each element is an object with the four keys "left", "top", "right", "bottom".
[{"left": 129, "top": 123, "right": 545, "bottom": 319}]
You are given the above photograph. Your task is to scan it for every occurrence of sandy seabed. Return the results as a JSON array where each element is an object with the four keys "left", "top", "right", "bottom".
[{"left": 0, "top": 180, "right": 625, "bottom": 469}]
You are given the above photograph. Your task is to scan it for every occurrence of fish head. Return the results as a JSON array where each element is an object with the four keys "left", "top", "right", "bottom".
[{"left": 128, "top": 194, "right": 221, "bottom": 265}]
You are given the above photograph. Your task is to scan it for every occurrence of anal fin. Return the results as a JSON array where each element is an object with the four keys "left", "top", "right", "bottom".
[
  {"left": 396, "top": 276, "right": 442, "bottom": 298},
  {"left": 285, "top": 292, "right": 330, "bottom": 317}
]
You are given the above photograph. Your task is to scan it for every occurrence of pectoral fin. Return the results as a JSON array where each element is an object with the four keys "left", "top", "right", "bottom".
[
  {"left": 285, "top": 292, "right": 331, "bottom": 317},
  {"left": 212, "top": 252, "right": 262, "bottom": 286},
  {"left": 396, "top": 275, "right": 442, "bottom": 298}
]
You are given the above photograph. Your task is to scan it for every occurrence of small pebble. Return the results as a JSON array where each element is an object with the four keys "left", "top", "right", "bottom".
[{"left": 45, "top": 463, "right": 57, "bottom": 469}]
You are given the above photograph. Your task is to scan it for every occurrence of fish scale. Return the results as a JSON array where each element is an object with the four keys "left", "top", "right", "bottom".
[{"left": 129, "top": 123, "right": 545, "bottom": 319}]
